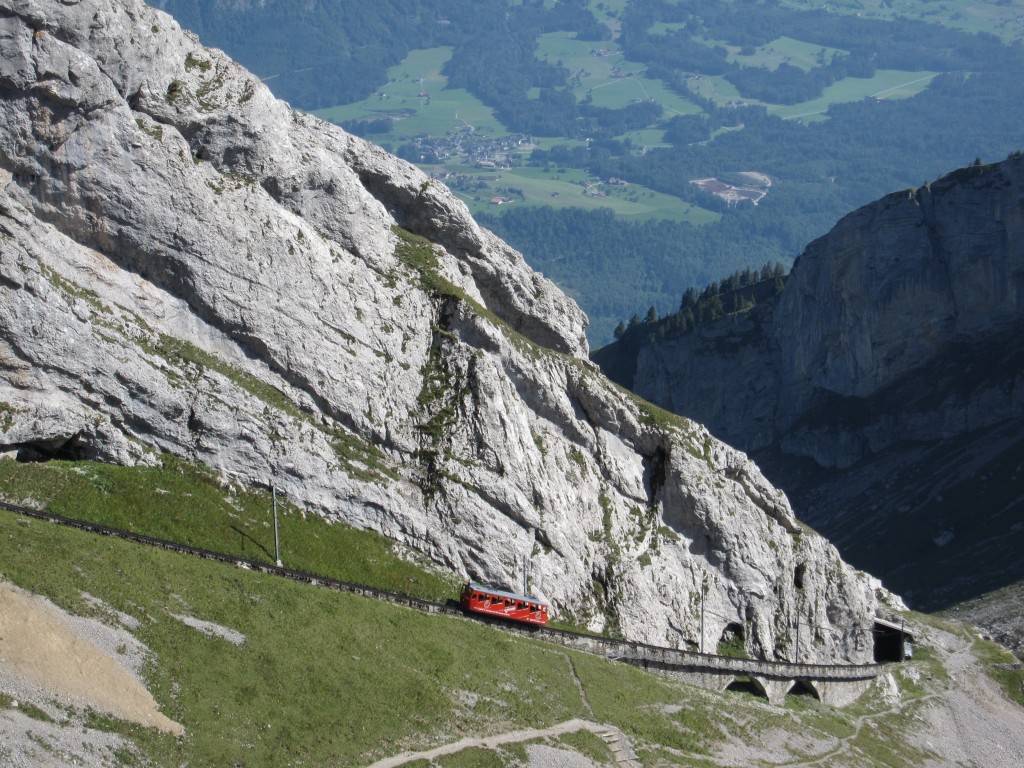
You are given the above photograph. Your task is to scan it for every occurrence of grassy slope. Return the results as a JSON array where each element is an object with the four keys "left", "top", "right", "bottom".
[
  {"left": 0, "top": 456, "right": 456, "bottom": 601},
  {"left": 2, "top": 457, "right": 1020, "bottom": 766},
  {"left": 0, "top": 502, "right": 710, "bottom": 767}
]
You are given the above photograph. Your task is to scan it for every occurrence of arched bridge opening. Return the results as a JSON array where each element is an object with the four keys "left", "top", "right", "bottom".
[
  {"left": 789, "top": 680, "right": 820, "bottom": 700},
  {"left": 725, "top": 676, "right": 766, "bottom": 699}
]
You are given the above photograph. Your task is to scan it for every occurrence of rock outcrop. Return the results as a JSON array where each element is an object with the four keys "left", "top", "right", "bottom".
[
  {"left": 0, "top": 0, "right": 889, "bottom": 661},
  {"left": 618, "top": 157, "right": 1024, "bottom": 610}
]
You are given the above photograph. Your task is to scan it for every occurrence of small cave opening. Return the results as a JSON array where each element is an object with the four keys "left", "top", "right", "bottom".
[
  {"left": 717, "top": 622, "right": 746, "bottom": 658},
  {"left": 642, "top": 445, "right": 669, "bottom": 507},
  {"left": 794, "top": 562, "right": 806, "bottom": 590},
  {"left": 9, "top": 433, "right": 90, "bottom": 463}
]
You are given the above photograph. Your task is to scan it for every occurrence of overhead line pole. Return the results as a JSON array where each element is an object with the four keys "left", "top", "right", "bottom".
[{"left": 272, "top": 485, "right": 282, "bottom": 567}]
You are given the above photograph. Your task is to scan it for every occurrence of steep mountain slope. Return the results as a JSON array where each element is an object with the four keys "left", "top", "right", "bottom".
[
  {"left": 0, "top": 0, "right": 892, "bottom": 662},
  {"left": 603, "top": 157, "right": 1024, "bottom": 612}
]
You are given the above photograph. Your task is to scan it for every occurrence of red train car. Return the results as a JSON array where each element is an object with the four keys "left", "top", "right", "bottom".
[{"left": 460, "top": 581, "right": 549, "bottom": 625}]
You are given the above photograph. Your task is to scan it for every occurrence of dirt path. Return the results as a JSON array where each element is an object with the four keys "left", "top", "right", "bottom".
[
  {"left": 0, "top": 580, "right": 183, "bottom": 735},
  {"left": 710, "top": 623, "right": 1024, "bottom": 767},
  {"left": 365, "top": 718, "right": 640, "bottom": 768},
  {"left": 905, "top": 628, "right": 1024, "bottom": 767}
]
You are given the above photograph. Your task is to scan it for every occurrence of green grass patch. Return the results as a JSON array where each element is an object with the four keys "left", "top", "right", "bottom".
[
  {"left": 781, "top": 0, "right": 1024, "bottom": 43},
  {"left": 715, "top": 633, "right": 748, "bottom": 660},
  {"left": 553, "top": 728, "right": 615, "bottom": 764},
  {"left": 535, "top": 31, "right": 703, "bottom": 118},
  {"left": 0, "top": 510, "right": 593, "bottom": 766},
  {"left": 570, "top": 651, "right": 714, "bottom": 755},
  {"left": 727, "top": 35, "right": 847, "bottom": 72},
  {"left": 452, "top": 164, "right": 717, "bottom": 224},
  {"left": 313, "top": 47, "right": 507, "bottom": 140},
  {"left": 972, "top": 638, "right": 1024, "bottom": 708},
  {"left": 0, "top": 456, "right": 455, "bottom": 601},
  {"left": 0, "top": 692, "right": 54, "bottom": 723},
  {"left": 770, "top": 69, "right": 940, "bottom": 122},
  {"left": 434, "top": 747, "right": 506, "bottom": 767}
]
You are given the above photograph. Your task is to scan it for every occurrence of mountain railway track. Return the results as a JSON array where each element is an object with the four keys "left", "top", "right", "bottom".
[{"left": 0, "top": 499, "right": 883, "bottom": 705}]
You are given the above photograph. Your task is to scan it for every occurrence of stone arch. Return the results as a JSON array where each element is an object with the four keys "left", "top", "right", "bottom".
[
  {"left": 725, "top": 677, "right": 767, "bottom": 700},
  {"left": 788, "top": 679, "right": 820, "bottom": 700},
  {"left": 748, "top": 676, "right": 792, "bottom": 705}
]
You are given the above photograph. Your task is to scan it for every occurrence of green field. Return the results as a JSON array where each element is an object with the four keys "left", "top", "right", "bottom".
[
  {"left": 648, "top": 21, "right": 686, "bottom": 36},
  {"left": 448, "top": 164, "right": 719, "bottom": 224},
  {"left": 782, "top": 0, "right": 1024, "bottom": 42},
  {"left": 314, "top": 47, "right": 507, "bottom": 140},
  {"left": 728, "top": 35, "right": 847, "bottom": 72},
  {"left": 586, "top": 0, "right": 628, "bottom": 37},
  {"left": 685, "top": 66, "right": 939, "bottom": 119},
  {"left": 0, "top": 456, "right": 458, "bottom": 602},
  {"left": 535, "top": 32, "right": 704, "bottom": 116},
  {"left": 771, "top": 69, "right": 941, "bottom": 122},
  {"left": 685, "top": 74, "right": 747, "bottom": 107}
]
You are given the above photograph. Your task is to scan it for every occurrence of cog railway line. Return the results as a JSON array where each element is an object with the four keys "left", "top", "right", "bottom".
[{"left": 0, "top": 499, "right": 883, "bottom": 706}]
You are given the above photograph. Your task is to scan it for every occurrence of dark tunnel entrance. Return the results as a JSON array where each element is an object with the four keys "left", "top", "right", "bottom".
[{"left": 874, "top": 618, "right": 913, "bottom": 663}]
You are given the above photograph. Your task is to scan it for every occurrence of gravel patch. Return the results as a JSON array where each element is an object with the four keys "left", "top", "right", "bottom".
[
  {"left": 0, "top": 706, "right": 132, "bottom": 768},
  {"left": 0, "top": 580, "right": 183, "bottom": 736},
  {"left": 170, "top": 612, "right": 246, "bottom": 645},
  {"left": 526, "top": 743, "right": 604, "bottom": 768}
]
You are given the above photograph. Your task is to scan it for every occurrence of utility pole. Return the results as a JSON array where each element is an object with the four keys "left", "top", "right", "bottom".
[
  {"left": 272, "top": 485, "right": 282, "bottom": 567},
  {"left": 700, "top": 583, "right": 706, "bottom": 654},
  {"left": 795, "top": 618, "right": 800, "bottom": 663}
]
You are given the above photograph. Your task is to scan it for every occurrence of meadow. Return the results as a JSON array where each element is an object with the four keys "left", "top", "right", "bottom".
[
  {"left": 1, "top": 456, "right": 1018, "bottom": 766},
  {"left": 449, "top": 164, "right": 719, "bottom": 224},
  {"left": 783, "top": 0, "right": 1024, "bottom": 42},
  {"left": 4, "top": 454, "right": 1019, "bottom": 765},
  {"left": 314, "top": 47, "right": 507, "bottom": 140}
]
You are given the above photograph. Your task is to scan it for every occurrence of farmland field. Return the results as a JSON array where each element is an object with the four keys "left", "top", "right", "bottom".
[
  {"left": 445, "top": 164, "right": 719, "bottom": 224},
  {"left": 535, "top": 32, "right": 703, "bottom": 115},
  {"left": 727, "top": 36, "right": 847, "bottom": 71},
  {"left": 314, "top": 47, "right": 507, "bottom": 140},
  {"left": 782, "top": 0, "right": 1024, "bottom": 42},
  {"left": 771, "top": 69, "right": 941, "bottom": 122}
]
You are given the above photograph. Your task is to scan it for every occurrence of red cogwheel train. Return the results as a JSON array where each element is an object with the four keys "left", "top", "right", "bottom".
[{"left": 460, "top": 581, "right": 550, "bottom": 625}]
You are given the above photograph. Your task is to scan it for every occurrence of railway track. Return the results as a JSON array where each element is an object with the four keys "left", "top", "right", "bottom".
[{"left": 0, "top": 499, "right": 882, "bottom": 686}]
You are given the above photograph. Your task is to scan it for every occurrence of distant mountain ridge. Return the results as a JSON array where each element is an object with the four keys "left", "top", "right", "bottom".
[{"left": 597, "top": 156, "right": 1024, "bottom": 612}]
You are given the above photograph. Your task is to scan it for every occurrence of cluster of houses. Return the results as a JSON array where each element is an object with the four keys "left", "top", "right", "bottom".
[{"left": 403, "top": 128, "right": 534, "bottom": 169}]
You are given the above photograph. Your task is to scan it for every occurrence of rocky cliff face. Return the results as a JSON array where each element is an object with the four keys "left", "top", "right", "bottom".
[
  {"left": 0, "top": 0, "right": 889, "bottom": 661},
  {"left": 623, "top": 157, "right": 1024, "bottom": 610}
]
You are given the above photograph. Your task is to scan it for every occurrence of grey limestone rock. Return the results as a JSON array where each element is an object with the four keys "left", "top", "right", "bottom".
[
  {"left": 632, "top": 158, "right": 1024, "bottom": 470},
  {"left": 0, "top": 0, "right": 889, "bottom": 661}
]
